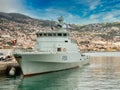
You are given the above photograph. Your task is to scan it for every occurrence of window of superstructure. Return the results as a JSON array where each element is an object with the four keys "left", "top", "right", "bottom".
[
  {"left": 58, "top": 33, "right": 62, "bottom": 36},
  {"left": 63, "top": 33, "right": 67, "bottom": 36},
  {"left": 39, "top": 33, "right": 42, "bottom": 36},
  {"left": 36, "top": 33, "right": 39, "bottom": 37},
  {"left": 44, "top": 33, "right": 47, "bottom": 36},
  {"left": 57, "top": 48, "right": 61, "bottom": 52},
  {"left": 48, "top": 33, "right": 52, "bottom": 36},
  {"left": 53, "top": 33, "right": 56, "bottom": 36}
]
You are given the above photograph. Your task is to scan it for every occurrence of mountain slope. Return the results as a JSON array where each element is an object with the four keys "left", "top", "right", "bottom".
[
  {"left": 0, "top": 12, "right": 120, "bottom": 31},
  {"left": 0, "top": 12, "right": 53, "bottom": 26}
]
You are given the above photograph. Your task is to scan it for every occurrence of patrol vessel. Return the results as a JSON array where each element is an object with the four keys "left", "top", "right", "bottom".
[{"left": 14, "top": 16, "right": 89, "bottom": 77}]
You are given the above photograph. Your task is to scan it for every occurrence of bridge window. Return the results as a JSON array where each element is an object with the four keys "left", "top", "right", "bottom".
[
  {"left": 44, "top": 33, "right": 47, "bottom": 36},
  {"left": 39, "top": 33, "right": 42, "bottom": 36},
  {"left": 58, "top": 33, "right": 62, "bottom": 36},
  {"left": 37, "top": 32, "right": 69, "bottom": 37},
  {"left": 63, "top": 33, "right": 67, "bottom": 36},
  {"left": 53, "top": 33, "right": 56, "bottom": 36},
  {"left": 48, "top": 33, "right": 52, "bottom": 36},
  {"left": 36, "top": 33, "right": 39, "bottom": 37}
]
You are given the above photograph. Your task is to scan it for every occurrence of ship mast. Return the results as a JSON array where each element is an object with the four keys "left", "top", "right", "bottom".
[{"left": 57, "top": 16, "right": 66, "bottom": 31}]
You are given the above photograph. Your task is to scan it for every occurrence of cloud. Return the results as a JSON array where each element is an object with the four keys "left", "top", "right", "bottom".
[
  {"left": 75, "top": 0, "right": 100, "bottom": 10},
  {"left": 0, "top": 0, "right": 119, "bottom": 24},
  {"left": 29, "top": 8, "right": 79, "bottom": 21},
  {"left": 89, "top": 9, "right": 120, "bottom": 23},
  {"left": 22, "top": 6, "right": 120, "bottom": 25},
  {"left": 23, "top": 8, "right": 82, "bottom": 24},
  {"left": 27, "top": 8, "right": 101, "bottom": 24},
  {"left": 90, "top": 15, "right": 98, "bottom": 20},
  {"left": 0, "top": 0, "right": 24, "bottom": 13},
  {"left": 102, "top": 10, "right": 120, "bottom": 22},
  {"left": 89, "top": 0, "right": 101, "bottom": 10},
  {"left": 103, "top": 14, "right": 116, "bottom": 21}
]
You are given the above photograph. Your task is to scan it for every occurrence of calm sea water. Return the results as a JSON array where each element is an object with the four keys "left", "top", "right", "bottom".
[{"left": 0, "top": 52, "right": 120, "bottom": 90}]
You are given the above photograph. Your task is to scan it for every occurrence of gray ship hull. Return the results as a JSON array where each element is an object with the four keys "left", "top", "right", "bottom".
[{"left": 14, "top": 52, "right": 89, "bottom": 77}]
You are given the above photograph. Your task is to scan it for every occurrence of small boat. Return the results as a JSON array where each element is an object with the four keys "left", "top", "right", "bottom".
[{"left": 14, "top": 16, "right": 89, "bottom": 77}]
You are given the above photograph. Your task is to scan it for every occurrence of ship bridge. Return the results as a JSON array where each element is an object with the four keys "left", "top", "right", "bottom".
[
  {"left": 34, "top": 16, "right": 78, "bottom": 53},
  {"left": 36, "top": 31, "right": 69, "bottom": 38},
  {"left": 34, "top": 30, "right": 78, "bottom": 53}
]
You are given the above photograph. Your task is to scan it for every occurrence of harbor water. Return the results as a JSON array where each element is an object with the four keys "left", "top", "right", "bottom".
[{"left": 0, "top": 52, "right": 120, "bottom": 90}]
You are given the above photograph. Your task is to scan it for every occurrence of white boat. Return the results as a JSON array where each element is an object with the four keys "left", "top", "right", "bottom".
[{"left": 14, "top": 16, "right": 89, "bottom": 77}]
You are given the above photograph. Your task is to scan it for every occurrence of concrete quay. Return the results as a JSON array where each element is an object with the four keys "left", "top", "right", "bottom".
[
  {"left": 0, "top": 49, "right": 20, "bottom": 76},
  {"left": 0, "top": 60, "right": 18, "bottom": 74}
]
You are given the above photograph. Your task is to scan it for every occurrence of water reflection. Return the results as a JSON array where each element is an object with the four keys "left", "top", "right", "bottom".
[
  {"left": 90, "top": 57, "right": 120, "bottom": 79},
  {"left": 77, "top": 56, "right": 120, "bottom": 90},
  {"left": 0, "top": 55, "right": 120, "bottom": 90},
  {"left": 0, "top": 76, "right": 22, "bottom": 90},
  {"left": 18, "top": 67, "right": 85, "bottom": 90}
]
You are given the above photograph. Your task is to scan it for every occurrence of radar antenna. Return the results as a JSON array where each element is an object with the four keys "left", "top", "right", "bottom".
[
  {"left": 58, "top": 16, "right": 64, "bottom": 23},
  {"left": 57, "top": 16, "right": 64, "bottom": 29}
]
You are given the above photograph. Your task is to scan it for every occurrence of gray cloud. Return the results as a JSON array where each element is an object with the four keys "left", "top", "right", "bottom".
[{"left": 0, "top": 0, "right": 24, "bottom": 13}]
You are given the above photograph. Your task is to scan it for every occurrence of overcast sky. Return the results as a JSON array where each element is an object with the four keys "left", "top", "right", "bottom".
[{"left": 0, "top": 0, "right": 120, "bottom": 24}]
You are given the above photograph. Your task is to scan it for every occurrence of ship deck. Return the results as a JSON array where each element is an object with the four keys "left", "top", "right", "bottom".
[{"left": 13, "top": 49, "right": 80, "bottom": 54}]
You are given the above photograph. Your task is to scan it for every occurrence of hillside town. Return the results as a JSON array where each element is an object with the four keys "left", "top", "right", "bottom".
[
  {"left": 71, "top": 30, "right": 120, "bottom": 52},
  {"left": 0, "top": 13, "right": 120, "bottom": 52}
]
